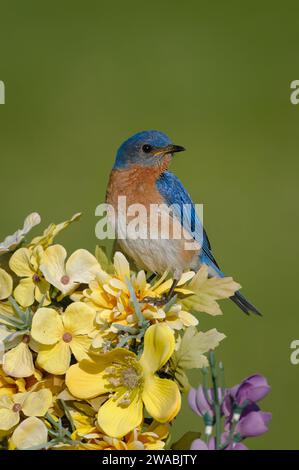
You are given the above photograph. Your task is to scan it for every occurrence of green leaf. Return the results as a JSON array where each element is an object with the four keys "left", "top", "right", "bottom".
[
  {"left": 169, "top": 326, "right": 225, "bottom": 391},
  {"left": 171, "top": 431, "right": 201, "bottom": 450},
  {"left": 95, "top": 245, "right": 112, "bottom": 272}
]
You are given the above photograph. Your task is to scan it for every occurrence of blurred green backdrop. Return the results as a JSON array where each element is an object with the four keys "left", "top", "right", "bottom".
[{"left": 0, "top": 0, "right": 298, "bottom": 450}]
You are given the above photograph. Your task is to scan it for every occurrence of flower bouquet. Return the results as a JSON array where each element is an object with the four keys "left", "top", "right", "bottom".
[{"left": 0, "top": 213, "right": 271, "bottom": 450}]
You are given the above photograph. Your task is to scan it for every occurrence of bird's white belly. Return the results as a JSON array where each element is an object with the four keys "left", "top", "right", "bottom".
[
  {"left": 110, "top": 204, "right": 200, "bottom": 277},
  {"left": 118, "top": 237, "right": 198, "bottom": 277}
]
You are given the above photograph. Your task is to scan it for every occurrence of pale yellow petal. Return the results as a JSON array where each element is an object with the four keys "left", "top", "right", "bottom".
[
  {"left": 11, "top": 417, "right": 48, "bottom": 450},
  {"left": 113, "top": 252, "right": 130, "bottom": 279},
  {"left": 66, "top": 249, "right": 100, "bottom": 284},
  {"left": 9, "top": 248, "right": 33, "bottom": 277},
  {"left": 22, "top": 212, "right": 41, "bottom": 234},
  {"left": 13, "top": 278, "right": 35, "bottom": 307},
  {"left": 97, "top": 394, "right": 143, "bottom": 438},
  {"left": 63, "top": 302, "right": 95, "bottom": 335},
  {"left": 165, "top": 318, "right": 184, "bottom": 330},
  {"left": 22, "top": 389, "right": 52, "bottom": 417},
  {"left": 0, "top": 395, "right": 14, "bottom": 409},
  {"left": 0, "top": 408, "right": 20, "bottom": 431},
  {"left": 31, "top": 307, "right": 63, "bottom": 345},
  {"left": 37, "top": 341, "right": 71, "bottom": 375},
  {"left": 39, "top": 244, "right": 66, "bottom": 290},
  {"left": 178, "top": 271, "right": 195, "bottom": 285},
  {"left": 0, "top": 268, "right": 13, "bottom": 300},
  {"left": 51, "top": 213, "right": 81, "bottom": 239},
  {"left": 140, "top": 323, "right": 175, "bottom": 374},
  {"left": 66, "top": 362, "right": 108, "bottom": 399},
  {"left": 3, "top": 342, "right": 34, "bottom": 378},
  {"left": 135, "top": 270, "right": 147, "bottom": 292},
  {"left": 109, "top": 278, "right": 128, "bottom": 292},
  {"left": 70, "top": 336, "right": 92, "bottom": 361},
  {"left": 179, "top": 310, "right": 199, "bottom": 326},
  {"left": 142, "top": 375, "right": 181, "bottom": 422}
]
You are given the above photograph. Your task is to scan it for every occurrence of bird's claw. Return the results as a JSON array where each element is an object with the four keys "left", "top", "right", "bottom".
[{"left": 142, "top": 295, "right": 169, "bottom": 307}]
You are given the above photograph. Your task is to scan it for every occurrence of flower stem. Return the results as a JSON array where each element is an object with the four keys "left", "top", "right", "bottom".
[
  {"left": 208, "top": 351, "right": 221, "bottom": 449},
  {"left": 59, "top": 399, "right": 75, "bottom": 433},
  {"left": 126, "top": 277, "right": 145, "bottom": 327}
]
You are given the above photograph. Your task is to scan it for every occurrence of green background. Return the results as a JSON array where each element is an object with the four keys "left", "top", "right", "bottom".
[{"left": 0, "top": 0, "right": 298, "bottom": 450}]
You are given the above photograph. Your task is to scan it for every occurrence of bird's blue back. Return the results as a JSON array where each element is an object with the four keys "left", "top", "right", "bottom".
[{"left": 156, "top": 171, "right": 223, "bottom": 277}]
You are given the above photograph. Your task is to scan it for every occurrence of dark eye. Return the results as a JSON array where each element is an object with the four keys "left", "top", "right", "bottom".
[{"left": 142, "top": 144, "right": 152, "bottom": 153}]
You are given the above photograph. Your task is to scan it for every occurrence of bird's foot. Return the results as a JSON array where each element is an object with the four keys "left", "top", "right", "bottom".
[{"left": 142, "top": 294, "right": 170, "bottom": 307}]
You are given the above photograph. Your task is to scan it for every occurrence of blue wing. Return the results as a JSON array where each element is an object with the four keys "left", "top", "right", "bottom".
[{"left": 156, "top": 171, "right": 222, "bottom": 275}]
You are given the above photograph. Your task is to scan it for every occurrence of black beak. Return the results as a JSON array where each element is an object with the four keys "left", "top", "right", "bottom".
[{"left": 154, "top": 144, "right": 186, "bottom": 156}]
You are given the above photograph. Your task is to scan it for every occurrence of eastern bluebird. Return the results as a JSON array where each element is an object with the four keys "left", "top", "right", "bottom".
[{"left": 106, "top": 130, "right": 260, "bottom": 315}]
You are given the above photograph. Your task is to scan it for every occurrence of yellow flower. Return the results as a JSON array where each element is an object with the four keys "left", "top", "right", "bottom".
[
  {"left": 66, "top": 323, "right": 181, "bottom": 438},
  {"left": 28, "top": 213, "right": 81, "bottom": 250},
  {"left": 84, "top": 423, "right": 169, "bottom": 450},
  {"left": 9, "top": 247, "right": 50, "bottom": 307},
  {"left": 0, "top": 389, "right": 52, "bottom": 431},
  {"left": 40, "top": 244, "right": 100, "bottom": 295},
  {"left": 10, "top": 416, "right": 48, "bottom": 450},
  {"left": 143, "top": 303, "right": 198, "bottom": 330},
  {"left": 0, "top": 213, "right": 41, "bottom": 255},
  {"left": 0, "top": 268, "right": 13, "bottom": 300},
  {"left": 31, "top": 303, "right": 95, "bottom": 374},
  {"left": 82, "top": 252, "right": 195, "bottom": 333},
  {"left": 124, "top": 422, "right": 169, "bottom": 450}
]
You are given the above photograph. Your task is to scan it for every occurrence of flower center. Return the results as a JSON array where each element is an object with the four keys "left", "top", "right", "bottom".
[
  {"left": 12, "top": 403, "right": 22, "bottom": 413},
  {"left": 22, "top": 334, "right": 30, "bottom": 344},
  {"left": 121, "top": 367, "right": 140, "bottom": 390},
  {"left": 61, "top": 275, "right": 70, "bottom": 285},
  {"left": 32, "top": 273, "right": 40, "bottom": 283},
  {"left": 104, "top": 357, "right": 143, "bottom": 407},
  {"left": 62, "top": 332, "right": 73, "bottom": 343}
]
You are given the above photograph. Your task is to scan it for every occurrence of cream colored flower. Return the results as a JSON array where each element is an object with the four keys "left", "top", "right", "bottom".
[
  {"left": 28, "top": 213, "right": 81, "bottom": 250},
  {"left": 11, "top": 416, "right": 48, "bottom": 450},
  {"left": 0, "top": 213, "right": 41, "bottom": 255},
  {"left": 31, "top": 303, "right": 95, "bottom": 374},
  {"left": 40, "top": 244, "right": 100, "bottom": 295}
]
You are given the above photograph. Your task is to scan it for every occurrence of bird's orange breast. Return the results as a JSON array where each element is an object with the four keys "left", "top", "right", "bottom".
[{"left": 106, "top": 165, "right": 165, "bottom": 209}]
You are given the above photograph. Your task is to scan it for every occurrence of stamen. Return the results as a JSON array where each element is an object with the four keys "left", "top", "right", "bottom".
[
  {"left": 22, "top": 335, "right": 30, "bottom": 344},
  {"left": 32, "top": 273, "right": 40, "bottom": 283},
  {"left": 108, "top": 377, "right": 121, "bottom": 387},
  {"left": 62, "top": 332, "right": 72, "bottom": 343},
  {"left": 61, "top": 275, "right": 70, "bottom": 285},
  {"left": 12, "top": 403, "right": 22, "bottom": 413}
]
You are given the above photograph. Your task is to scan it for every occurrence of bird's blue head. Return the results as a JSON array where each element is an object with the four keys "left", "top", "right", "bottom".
[{"left": 113, "top": 130, "right": 185, "bottom": 169}]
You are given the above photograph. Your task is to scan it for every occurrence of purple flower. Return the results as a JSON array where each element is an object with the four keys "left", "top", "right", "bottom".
[
  {"left": 190, "top": 439, "right": 210, "bottom": 450},
  {"left": 236, "top": 410, "right": 272, "bottom": 438},
  {"left": 234, "top": 375, "right": 270, "bottom": 405},
  {"left": 223, "top": 374, "right": 270, "bottom": 418},
  {"left": 225, "top": 442, "right": 248, "bottom": 450},
  {"left": 188, "top": 386, "right": 223, "bottom": 419},
  {"left": 190, "top": 435, "right": 248, "bottom": 451},
  {"left": 188, "top": 386, "right": 213, "bottom": 418}
]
